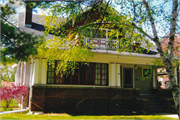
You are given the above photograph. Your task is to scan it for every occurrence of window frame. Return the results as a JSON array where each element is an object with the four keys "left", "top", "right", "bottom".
[{"left": 47, "top": 61, "right": 108, "bottom": 86}]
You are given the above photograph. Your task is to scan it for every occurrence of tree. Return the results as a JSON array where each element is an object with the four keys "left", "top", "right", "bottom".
[
  {"left": 0, "top": 82, "right": 28, "bottom": 108},
  {"left": 0, "top": 64, "right": 16, "bottom": 82},
  {"left": 113, "top": 0, "right": 179, "bottom": 115},
  {"left": 0, "top": 0, "right": 43, "bottom": 64},
  {"left": 33, "top": 0, "right": 179, "bottom": 115}
]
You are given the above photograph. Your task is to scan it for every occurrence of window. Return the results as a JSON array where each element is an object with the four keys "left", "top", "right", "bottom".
[
  {"left": 47, "top": 61, "right": 108, "bottom": 86},
  {"left": 165, "top": 81, "right": 169, "bottom": 89}
]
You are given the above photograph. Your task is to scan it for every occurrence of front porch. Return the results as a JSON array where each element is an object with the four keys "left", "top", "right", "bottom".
[{"left": 30, "top": 86, "right": 140, "bottom": 114}]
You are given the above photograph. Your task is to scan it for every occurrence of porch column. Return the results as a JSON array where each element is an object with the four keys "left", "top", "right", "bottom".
[
  {"left": 24, "top": 60, "right": 31, "bottom": 86},
  {"left": 15, "top": 63, "right": 21, "bottom": 85},
  {"left": 41, "top": 59, "right": 47, "bottom": 85},
  {"left": 153, "top": 69, "right": 157, "bottom": 89},
  {"left": 116, "top": 63, "right": 121, "bottom": 87},
  {"left": 110, "top": 62, "right": 116, "bottom": 87},
  {"left": 20, "top": 62, "right": 24, "bottom": 86},
  {"left": 22, "top": 60, "right": 31, "bottom": 109},
  {"left": 174, "top": 67, "right": 178, "bottom": 84},
  {"left": 32, "top": 58, "right": 40, "bottom": 85},
  {"left": 29, "top": 56, "right": 33, "bottom": 112}
]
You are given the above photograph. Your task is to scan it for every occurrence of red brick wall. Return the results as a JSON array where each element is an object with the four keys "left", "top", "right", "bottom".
[{"left": 161, "top": 35, "right": 180, "bottom": 56}]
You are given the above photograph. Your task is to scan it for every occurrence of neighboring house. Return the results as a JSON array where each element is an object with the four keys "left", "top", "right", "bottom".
[
  {"left": 157, "top": 33, "right": 180, "bottom": 89},
  {"left": 14, "top": 4, "right": 178, "bottom": 113}
]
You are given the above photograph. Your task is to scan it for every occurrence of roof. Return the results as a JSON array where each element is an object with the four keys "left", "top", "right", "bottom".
[
  {"left": 18, "top": 12, "right": 159, "bottom": 57},
  {"left": 91, "top": 49, "right": 160, "bottom": 58},
  {"left": 18, "top": 12, "right": 54, "bottom": 39}
]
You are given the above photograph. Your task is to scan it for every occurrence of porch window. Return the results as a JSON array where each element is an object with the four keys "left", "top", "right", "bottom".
[{"left": 47, "top": 61, "right": 108, "bottom": 86}]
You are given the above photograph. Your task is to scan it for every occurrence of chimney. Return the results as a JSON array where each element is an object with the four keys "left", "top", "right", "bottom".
[{"left": 25, "top": 2, "right": 32, "bottom": 27}]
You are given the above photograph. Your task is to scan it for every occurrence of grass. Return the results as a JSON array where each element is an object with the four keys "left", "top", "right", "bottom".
[
  {"left": 0, "top": 100, "right": 20, "bottom": 112},
  {"left": 0, "top": 107, "right": 20, "bottom": 112},
  {"left": 0, "top": 99, "right": 19, "bottom": 107},
  {"left": 0, "top": 113, "right": 178, "bottom": 120}
]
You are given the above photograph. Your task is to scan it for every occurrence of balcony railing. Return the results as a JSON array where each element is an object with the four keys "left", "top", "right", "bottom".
[{"left": 84, "top": 38, "right": 118, "bottom": 50}]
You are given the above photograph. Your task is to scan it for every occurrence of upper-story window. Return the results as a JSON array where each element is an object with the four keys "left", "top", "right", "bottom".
[{"left": 47, "top": 61, "right": 108, "bottom": 86}]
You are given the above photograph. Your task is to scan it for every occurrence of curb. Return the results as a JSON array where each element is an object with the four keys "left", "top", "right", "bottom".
[{"left": 0, "top": 108, "right": 29, "bottom": 114}]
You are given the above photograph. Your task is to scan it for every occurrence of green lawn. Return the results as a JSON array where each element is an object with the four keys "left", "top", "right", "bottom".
[
  {"left": 0, "top": 100, "right": 20, "bottom": 112},
  {"left": 0, "top": 100, "right": 19, "bottom": 107},
  {"left": 0, "top": 113, "right": 178, "bottom": 120}
]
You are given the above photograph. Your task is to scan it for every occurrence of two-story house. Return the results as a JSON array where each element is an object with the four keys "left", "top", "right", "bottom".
[{"left": 13, "top": 3, "right": 178, "bottom": 114}]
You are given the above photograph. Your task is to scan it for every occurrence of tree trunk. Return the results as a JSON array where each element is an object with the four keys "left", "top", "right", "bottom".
[
  {"left": 166, "top": 66, "right": 179, "bottom": 116},
  {"left": 5, "top": 100, "right": 9, "bottom": 108}
]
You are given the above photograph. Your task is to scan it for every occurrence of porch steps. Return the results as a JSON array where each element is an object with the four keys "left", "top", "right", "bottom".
[{"left": 139, "top": 94, "right": 165, "bottom": 113}]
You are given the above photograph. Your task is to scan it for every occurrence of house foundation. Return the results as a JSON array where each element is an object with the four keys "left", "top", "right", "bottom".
[{"left": 30, "top": 86, "right": 140, "bottom": 114}]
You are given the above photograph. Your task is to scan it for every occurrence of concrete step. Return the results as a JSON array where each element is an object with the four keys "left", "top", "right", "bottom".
[{"left": 139, "top": 94, "right": 166, "bottom": 113}]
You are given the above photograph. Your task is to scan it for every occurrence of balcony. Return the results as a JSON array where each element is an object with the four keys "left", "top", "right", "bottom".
[{"left": 84, "top": 38, "right": 118, "bottom": 50}]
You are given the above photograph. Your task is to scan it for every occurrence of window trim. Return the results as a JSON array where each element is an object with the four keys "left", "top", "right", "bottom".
[{"left": 47, "top": 62, "right": 108, "bottom": 86}]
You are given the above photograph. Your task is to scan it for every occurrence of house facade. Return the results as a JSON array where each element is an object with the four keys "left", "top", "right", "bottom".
[{"left": 14, "top": 4, "right": 178, "bottom": 114}]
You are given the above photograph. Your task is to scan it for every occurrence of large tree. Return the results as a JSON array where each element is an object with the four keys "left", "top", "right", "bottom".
[
  {"left": 33, "top": 0, "right": 179, "bottom": 115},
  {"left": 0, "top": 1, "right": 43, "bottom": 64},
  {"left": 113, "top": 0, "right": 179, "bottom": 115}
]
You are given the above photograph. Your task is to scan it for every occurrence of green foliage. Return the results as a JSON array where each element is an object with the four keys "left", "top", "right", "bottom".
[
  {"left": 0, "top": 99, "right": 18, "bottom": 107},
  {"left": 37, "top": 1, "right": 149, "bottom": 74},
  {"left": 0, "top": 1, "right": 44, "bottom": 64},
  {"left": 0, "top": 64, "right": 15, "bottom": 82}
]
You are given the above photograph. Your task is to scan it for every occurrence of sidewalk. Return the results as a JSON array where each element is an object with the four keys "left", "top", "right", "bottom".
[
  {"left": 153, "top": 113, "right": 179, "bottom": 119},
  {"left": 0, "top": 108, "right": 29, "bottom": 114}
]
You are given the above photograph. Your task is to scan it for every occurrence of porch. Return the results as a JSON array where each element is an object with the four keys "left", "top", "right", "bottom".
[{"left": 30, "top": 86, "right": 140, "bottom": 114}]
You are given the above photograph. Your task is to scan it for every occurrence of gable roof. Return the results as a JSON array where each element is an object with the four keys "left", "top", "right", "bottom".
[{"left": 18, "top": 6, "right": 159, "bottom": 57}]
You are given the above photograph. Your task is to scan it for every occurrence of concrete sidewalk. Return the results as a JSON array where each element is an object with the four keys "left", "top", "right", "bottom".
[
  {"left": 154, "top": 113, "right": 179, "bottom": 119},
  {"left": 0, "top": 108, "right": 29, "bottom": 114}
]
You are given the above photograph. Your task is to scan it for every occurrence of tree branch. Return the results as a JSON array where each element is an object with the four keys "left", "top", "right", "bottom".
[
  {"left": 1, "top": 16, "right": 21, "bottom": 32},
  {"left": 132, "top": 22, "right": 154, "bottom": 40},
  {"left": 143, "top": 0, "right": 169, "bottom": 69},
  {"left": 168, "top": 0, "right": 178, "bottom": 62},
  {"left": 1, "top": 34, "right": 17, "bottom": 48},
  {"left": 93, "top": 0, "right": 110, "bottom": 39}
]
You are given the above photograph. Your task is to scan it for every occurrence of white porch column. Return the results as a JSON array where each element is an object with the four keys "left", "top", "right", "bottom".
[
  {"left": 110, "top": 62, "right": 116, "bottom": 87},
  {"left": 153, "top": 69, "right": 157, "bottom": 89},
  {"left": 116, "top": 63, "right": 121, "bottom": 87},
  {"left": 15, "top": 63, "right": 21, "bottom": 85},
  {"left": 29, "top": 57, "right": 33, "bottom": 112},
  {"left": 22, "top": 60, "right": 31, "bottom": 109},
  {"left": 41, "top": 59, "right": 47, "bottom": 85},
  {"left": 32, "top": 58, "right": 40, "bottom": 85},
  {"left": 20, "top": 62, "right": 24, "bottom": 86},
  {"left": 174, "top": 67, "right": 178, "bottom": 84},
  {"left": 24, "top": 60, "right": 31, "bottom": 86}
]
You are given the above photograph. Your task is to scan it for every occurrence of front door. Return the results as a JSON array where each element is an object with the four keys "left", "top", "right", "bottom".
[{"left": 123, "top": 68, "right": 133, "bottom": 88}]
